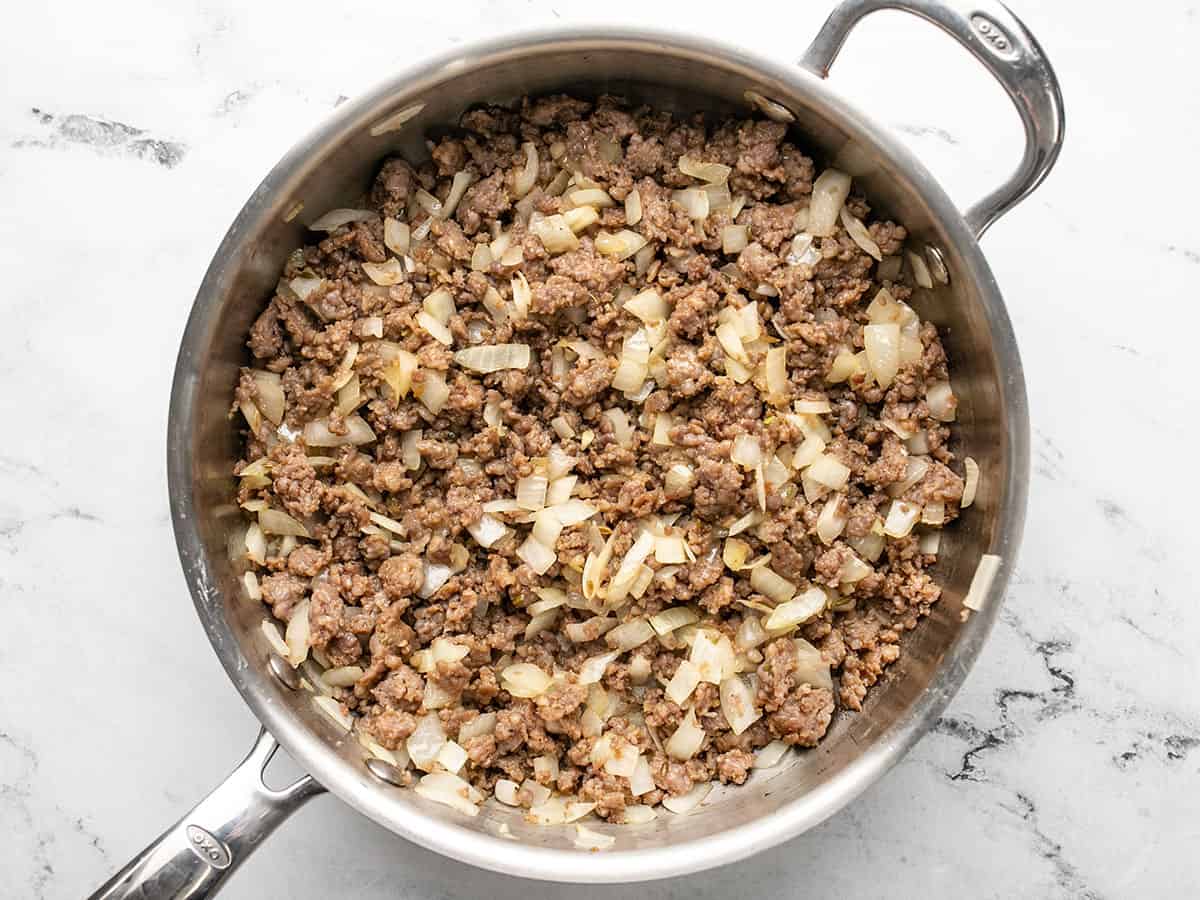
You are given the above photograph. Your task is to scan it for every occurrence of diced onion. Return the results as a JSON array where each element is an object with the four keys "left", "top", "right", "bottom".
[
  {"left": 806, "top": 454, "right": 851, "bottom": 491},
  {"left": 531, "top": 213, "right": 580, "bottom": 253},
  {"left": 840, "top": 208, "right": 882, "bottom": 260},
  {"left": 808, "top": 169, "right": 851, "bottom": 237},
  {"left": 727, "top": 509, "right": 763, "bottom": 537},
  {"left": 514, "top": 142, "right": 539, "bottom": 198},
  {"left": 919, "top": 530, "right": 942, "bottom": 555},
  {"left": 406, "top": 713, "right": 446, "bottom": 771},
  {"left": 494, "top": 779, "right": 521, "bottom": 806},
  {"left": 735, "top": 615, "right": 768, "bottom": 650},
  {"left": 883, "top": 500, "right": 921, "bottom": 538},
  {"left": 250, "top": 370, "right": 285, "bottom": 425},
  {"left": 414, "top": 772, "right": 480, "bottom": 816},
  {"left": 963, "top": 553, "right": 1001, "bottom": 611},
  {"left": 864, "top": 323, "right": 901, "bottom": 388},
  {"left": 665, "top": 463, "right": 695, "bottom": 495},
  {"left": 467, "top": 513, "right": 510, "bottom": 549},
  {"left": 649, "top": 607, "right": 699, "bottom": 636},
  {"left": 384, "top": 218, "right": 410, "bottom": 256},
  {"left": 625, "top": 188, "right": 642, "bottom": 226},
  {"left": 453, "top": 344, "right": 530, "bottom": 373},
  {"left": 606, "top": 618, "right": 656, "bottom": 652},
  {"left": 665, "top": 708, "right": 705, "bottom": 761},
  {"left": 754, "top": 740, "right": 789, "bottom": 769},
  {"left": 719, "top": 675, "right": 761, "bottom": 735},
  {"left": 515, "top": 474, "right": 548, "bottom": 511},
  {"left": 793, "top": 638, "right": 833, "bottom": 689},
  {"left": 550, "top": 415, "right": 575, "bottom": 439},
  {"left": 303, "top": 415, "right": 376, "bottom": 447},
  {"left": 765, "top": 587, "right": 827, "bottom": 631},
  {"left": 435, "top": 740, "right": 468, "bottom": 774},
  {"left": 595, "top": 229, "right": 648, "bottom": 260},
  {"left": 679, "top": 156, "right": 732, "bottom": 184},
  {"left": 731, "top": 435, "right": 763, "bottom": 469},
  {"left": 662, "top": 781, "right": 713, "bottom": 815},
  {"left": 563, "top": 206, "right": 599, "bottom": 234},
  {"left": 440, "top": 171, "right": 474, "bottom": 219},
  {"left": 517, "top": 535, "right": 557, "bottom": 575},
  {"left": 654, "top": 535, "right": 690, "bottom": 565},
  {"left": 245, "top": 523, "right": 267, "bottom": 565},
  {"left": 907, "top": 249, "right": 934, "bottom": 288},
  {"left": 419, "top": 561, "right": 454, "bottom": 599},
  {"left": 750, "top": 566, "right": 796, "bottom": 604},
  {"left": 323, "top": 665, "right": 363, "bottom": 688},
  {"left": 546, "top": 499, "right": 597, "bottom": 526},
  {"left": 469, "top": 243, "right": 493, "bottom": 272},
  {"left": 926, "top": 380, "right": 957, "bottom": 422},
  {"left": 666, "top": 659, "right": 702, "bottom": 705},
  {"left": 962, "top": 457, "right": 980, "bottom": 508},
  {"left": 363, "top": 258, "right": 405, "bottom": 286},
  {"left": 511, "top": 272, "right": 531, "bottom": 319},
  {"left": 607, "top": 531, "right": 657, "bottom": 604},
  {"left": 284, "top": 598, "right": 310, "bottom": 666},
  {"left": 815, "top": 496, "right": 847, "bottom": 545},
  {"left": 309, "top": 208, "right": 376, "bottom": 231},
  {"left": 568, "top": 188, "right": 616, "bottom": 209},
  {"left": 838, "top": 552, "right": 873, "bottom": 584},
  {"left": 786, "top": 233, "right": 822, "bottom": 267},
  {"left": 577, "top": 649, "right": 620, "bottom": 685},
  {"left": 624, "top": 288, "right": 668, "bottom": 323},
  {"left": 415, "top": 370, "right": 450, "bottom": 414},
  {"left": 416, "top": 310, "right": 453, "bottom": 346},
  {"left": 622, "top": 805, "right": 658, "bottom": 825},
  {"left": 500, "top": 663, "right": 553, "bottom": 698},
  {"left": 259, "top": 507, "right": 310, "bottom": 538},
  {"left": 574, "top": 824, "right": 615, "bottom": 850},
  {"left": 671, "top": 188, "right": 710, "bottom": 220},
  {"left": 690, "top": 630, "right": 736, "bottom": 684},
  {"left": 716, "top": 321, "right": 749, "bottom": 365},
  {"left": 722, "top": 224, "right": 750, "bottom": 255},
  {"left": 602, "top": 408, "right": 634, "bottom": 448}
]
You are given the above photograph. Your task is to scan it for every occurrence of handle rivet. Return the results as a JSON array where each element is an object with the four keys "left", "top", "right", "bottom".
[
  {"left": 925, "top": 246, "right": 950, "bottom": 285},
  {"left": 268, "top": 653, "right": 302, "bottom": 691},
  {"left": 366, "top": 757, "right": 407, "bottom": 787}
]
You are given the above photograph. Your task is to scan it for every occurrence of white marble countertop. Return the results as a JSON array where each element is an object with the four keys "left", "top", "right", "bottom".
[{"left": 1, "top": 1, "right": 1196, "bottom": 897}]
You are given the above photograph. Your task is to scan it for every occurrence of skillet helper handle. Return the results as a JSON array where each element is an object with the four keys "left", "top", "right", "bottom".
[
  {"left": 801, "top": 0, "right": 1065, "bottom": 238},
  {"left": 88, "top": 728, "right": 324, "bottom": 900}
]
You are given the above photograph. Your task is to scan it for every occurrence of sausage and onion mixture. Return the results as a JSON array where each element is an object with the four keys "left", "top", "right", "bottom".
[{"left": 232, "top": 94, "right": 977, "bottom": 834}]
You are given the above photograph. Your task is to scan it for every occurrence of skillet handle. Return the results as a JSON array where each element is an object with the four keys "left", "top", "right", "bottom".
[
  {"left": 801, "top": 0, "right": 1065, "bottom": 238},
  {"left": 87, "top": 728, "right": 325, "bottom": 900}
]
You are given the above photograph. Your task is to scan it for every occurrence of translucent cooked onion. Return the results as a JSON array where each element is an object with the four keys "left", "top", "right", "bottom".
[
  {"left": 665, "top": 463, "right": 695, "bottom": 496},
  {"left": 563, "top": 206, "right": 599, "bottom": 233},
  {"left": 245, "top": 522, "right": 267, "bottom": 565},
  {"left": 251, "top": 370, "right": 285, "bottom": 425},
  {"left": 379, "top": 346, "right": 417, "bottom": 400},
  {"left": 705, "top": 182, "right": 732, "bottom": 211},
  {"left": 727, "top": 509, "right": 763, "bottom": 536},
  {"left": 494, "top": 778, "right": 521, "bottom": 806},
  {"left": 418, "top": 561, "right": 453, "bottom": 599},
  {"left": 285, "top": 597, "right": 310, "bottom": 666},
  {"left": 838, "top": 552, "right": 873, "bottom": 584},
  {"left": 650, "top": 606, "right": 698, "bottom": 635},
  {"left": 531, "top": 213, "right": 580, "bottom": 253},
  {"left": 469, "top": 243, "right": 493, "bottom": 272},
  {"left": 806, "top": 453, "right": 851, "bottom": 490},
  {"left": 515, "top": 474, "right": 548, "bottom": 511},
  {"left": 415, "top": 370, "right": 450, "bottom": 414},
  {"left": 651, "top": 412, "right": 675, "bottom": 446},
  {"left": 786, "top": 232, "right": 822, "bottom": 267},
  {"left": 517, "top": 535, "right": 557, "bottom": 575},
  {"left": 723, "top": 537, "right": 751, "bottom": 571},
  {"left": 606, "top": 618, "right": 655, "bottom": 652},
  {"left": 793, "top": 638, "right": 833, "bottom": 689},
  {"left": 578, "top": 649, "right": 620, "bottom": 685},
  {"left": 309, "top": 208, "right": 376, "bottom": 231},
  {"left": 735, "top": 614, "right": 768, "bottom": 650},
  {"left": 679, "top": 155, "right": 732, "bottom": 184},
  {"left": 755, "top": 740, "right": 789, "bottom": 769},
  {"left": 568, "top": 188, "right": 616, "bottom": 209},
  {"left": 826, "top": 348, "right": 865, "bottom": 384},
  {"left": 435, "top": 739, "right": 468, "bottom": 774},
  {"left": 793, "top": 398, "right": 832, "bottom": 415},
  {"left": 303, "top": 415, "right": 376, "bottom": 447},
  {"left": 666, "top": 708, "right": 705, "bottom": 761},
  {"left": 666, "top": 659, "right": 702, "bottom": 705},
  {"left": 514, "top": 142, "right": 539, "bottom": 198},
  {"left": 260, "top": 619, "right": 288, "bottom": 658},
  {"left": 545, "top": 475, "right": 576, "bottom": 507},
  {"left": 401, "top": 429, "right": 422, "bottom": 470},
  {"left": 883, "top": 500, "right": 921, "bottom": 538},
  {"left": 406, "top": 713, "right": 446, "bottom": 771},
  {"left": 595, "top": 229, "right": 648, "bottom": 260},
  {"left": 662, "top": 780, "right": 713, "bottom": 815},
  {"left": 550, "top": 415, "right": 575, "bottom": 439},
  {"left": 335, "top": 373, "right": 360, "bottom": 416},
  {"left": 604, "top": 741, "right": 640, "bottom": 778},
  {"left": 511, "top": 272, "right": 531, "bottom": 320},
  {"left": 453, "top": 344, "right": 530, "bottom": 373},
  {"left": 414, "top": 772, "right": 480, "bottom": 817},
  {"left": 964, "top": 553, "right": 1001, "bottom": 611},
  {"left": 440, "top": 171, "right": 474, "bottom": 219},
  {"left": 719, "top": 675, "right": 761, "bottom": 735},
  {"left": 907, "top": 249, "right": 934, "bottom": 288},
  {"left": 815, "top": 496, "right": 847, "bottom": 545},
  {"left": 864, "top": 323, "right": 901, "bottom": 388},
  {"left": 716, "top": 321, "right": 749, "bottom": 365},
  {"left": 763, "top": 346, "right": 789, "bottom": 403},
  {"left": 840, "top": 208, "right": 882, "bottom": 261},
  {"left": 321, "top": 665, "right": 364, "bottom": 689},
  {"left": 416, "top": 310, "right": 453, "bottom": 346},
  {"left": 363, "top": 257, "right": 405, "bottom": 286},
  {"left": 750, "top": 565, "right": 796, "bottom": 604},
  {"left": 602, "top": 408, "right": 634, "bottom": 448},
  {"left": 671, "top": 187, "right": 710, "bottom": 219},
  {"left": 722, "top": 224, "right": 750, "bottom": 255},
  {"left": 807, "top": 168, "right": 851, "bottom": 237},
  {"left": 624, "top": 288, "right": 668, "bottom": 323},
  {"left": 962, "top": 456, "right": 980, "bottom": 508},
  {"left": 622, "top": 805, "right": 658, "bottom": 825},
  {"left": 765, "top": 587, "right": 827, "bottom": 631},
  {"left": 546, "top": 499, "right": 597, "bottom": 527},
  {"left": 690, "top": 630, "right": 736, "bottom": 684},
  {"left": 384, "top": 217, "right": 410, "bottom": 256},
  {"left": 500, "top": 663, "right": 553, "bottom": 698},
  {"left": 259, "top": 508, "right": 310, "bottom": 538},
  {"left": 926, "top": 380, "right": 957, "bottom": 422},
  {"left": 731, "top": 434, "right": 763, "bottom": 469},
  {"left": 608, "top": 530, "right": 657, "bottom": 604},
  {"left": 625, "top": 188, "right": 643, "bottom": 226},
  {"left": 888, "top": 456, "right": 928, "bottom": 498},
  {"left": 467, "top": 513, "right": 510, "bottom": 549},
  {"left": 654, "top": 535, "right": 690, "bottom": 565},
  {"left": 532, "top": 508, "right": 564, "bottom": 547},
  {"left": 634, "top": 242, "right": 656, "bottom": 276}
]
